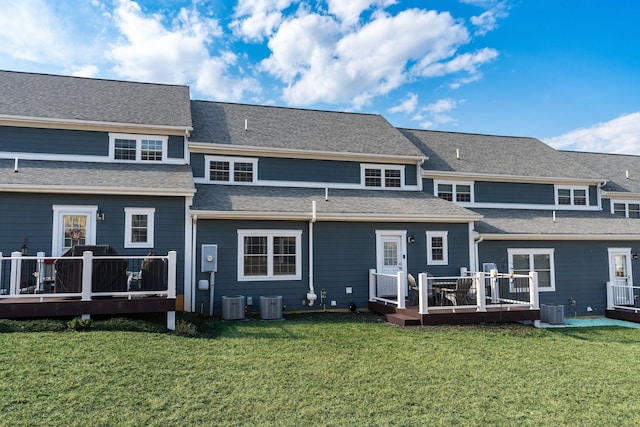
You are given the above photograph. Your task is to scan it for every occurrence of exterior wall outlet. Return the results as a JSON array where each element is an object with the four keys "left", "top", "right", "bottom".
[
  {"left": 346, "top": 287, "right": 352, "bottom": 294},
  {"left": 331, "top": 300, "right": 337, "bottom": 306},
  {"left": 247, "top": 296, "right": 253, "bottom": 305},
  {"left": 586, "top": 306, "right": 593, "bottom": 312}
]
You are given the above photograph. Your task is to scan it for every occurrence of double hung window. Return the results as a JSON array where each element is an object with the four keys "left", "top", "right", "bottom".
[
  {"left": 206, "top": 156, "right": 257, "bottom": 184},
  {"left": 237, "top": 230, "right": 302, "bottom": 281},
  {"left": 507, "top": 248, "right": 555, "bottom": 292},
  {"left": 362, "top": 165, "right": 403, "bottom": 188},
  {"left": 110, "top": 134, "right": 167, "bottom": 162},
  {"left": 125, "top": 208, "right": 155, "bottom": 248},
  {"left": 612, "top": 201, "right": 640, "bottom": 218},
  {"left": 435, "top": 181, "right": 474, "bottom": 203},
  {"left": 426, "top": 231, "right": 448, "bottom": 265},
  {"left": 555, "top": 186, "right": 588, "bottom": 206}
]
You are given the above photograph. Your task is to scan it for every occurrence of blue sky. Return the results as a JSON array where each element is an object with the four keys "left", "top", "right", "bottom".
[{"left": 1, "top": 0, "right": 639, "bottom": 154}]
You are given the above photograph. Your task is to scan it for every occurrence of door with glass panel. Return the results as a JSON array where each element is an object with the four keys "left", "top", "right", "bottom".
[
  {"left": 375, "top": 231, "right": 407, "bottom": 297},
  {"left": 52, "top": 206, "right": 97, "bottom": 256},
  {"left": 608, "top": 248, "right": 634, "bottom": 305}
]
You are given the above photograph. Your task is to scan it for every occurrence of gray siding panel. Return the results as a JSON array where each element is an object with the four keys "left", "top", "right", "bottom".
[
  {"left": 475, "top": 182, "right": 553, "bottom": 204},
  {"left": 589, "top": 185, "right": 598, "bottom": 206},
  {"left": 0, "top": 126, "right": 108, "bottom": 156},
  {"left": 194, "top": 220, "right": 470, "bottom": 312},
  {"left": 258, "top": 158, "right": 361, "bottom": 183},
  {"left": 190, "top": 152, "right": 205, "bottom": 178},
  {"left": 167, "top": 135, "right": 184, "bottom": 159},
  {"left": 0, "top": 192, "right": 186, "bottom": 293},
  {"left": 405, "top": 165, "right": 417, "bottom": 186},
  {"left": 478, "top": 240, "right": 635, "bottom": 317}
]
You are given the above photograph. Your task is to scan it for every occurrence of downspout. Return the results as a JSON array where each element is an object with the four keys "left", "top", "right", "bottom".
[
  {"left": 191, "top": 214, "right": 198, "bottom": 313},
  {"left": 307, "top": 201, "right": 318, "bottom": 306},
  {"left": 473, "top": 230, "right": 484, "bottom": 274}
]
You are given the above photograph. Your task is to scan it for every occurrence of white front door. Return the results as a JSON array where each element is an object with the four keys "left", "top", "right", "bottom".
[
  {"left": 52, "top": 206, "right": 98, "bottom": 256},
  {"left": 608, "top": 248, "right": 634, "bottom": 305},
  {"left": 375, "top": 231, "right": 408, "bottom": 297}
]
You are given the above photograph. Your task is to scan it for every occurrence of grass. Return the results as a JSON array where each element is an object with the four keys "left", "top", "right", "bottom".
[{"left": 1, "top": 312, "right": 640, "bottom": 426}]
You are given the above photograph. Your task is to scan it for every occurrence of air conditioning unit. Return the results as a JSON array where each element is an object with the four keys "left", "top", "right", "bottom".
[
  {"left": 540, "top": 304, "right": 564, "bottom": 325},
  {"left": 260, "top": 295, "right": 283, "bottom": 320},
  {"left": 222, "top": 295, "right": 245, "bottom": 321}
]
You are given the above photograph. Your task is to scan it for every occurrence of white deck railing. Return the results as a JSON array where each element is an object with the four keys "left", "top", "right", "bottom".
[
  {"left": 0, "top": 250, "right": 177, "bottom": 329},
  {"left": 368, "top": 269, "right": 407, "bottom": 309},
  {"left": 606, "top": 281, "right": 640, "bottom": 312}
]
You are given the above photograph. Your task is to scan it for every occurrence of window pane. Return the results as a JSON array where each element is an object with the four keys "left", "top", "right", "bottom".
[
  {"left": 512, "top": 254, "right": 530, "bottom": 271},
  {"left": 629, "top": 204, "right": 640, "bottom": 219},
  {"left": 383, "top": 242, "right": 398, "bottom": 267},
  {"left": 614, "top": 203, "right": 627, "bottom": 217},
  {"left": 574, "top": 189, "right": 587, "bottom": 205},
  {"left": 431, "top": 237, "right": 444, "bottom": 261},
  {"left": 141, "top": 139, "right": 163, "bottom": 161},
  {"left": 131, "top": 214, "right": 148, "bottom": 243},
  {"left": 243, "top": 236, "right": 267, "bottom": 276},
  {"left": 210, "top": 161, "right": 230, "bottom": 181},
  {"left": 533, "top": 254, "right": 550, "bottom": 270},
  {"left": 537, "top": 271, "right": 552, "bottom": 288},
  {"left": 456, "top": 184, "right": 471, "bottom": 202},
  {"left": 364, "top": 169, "right": 382, "bottom": 187},
  {"left": 114, "top": 139, "right": 136, "bottom": 160},
  {"left": 384, "top": 169, "right": 401, "bottom": 188},
  {"left": 557, "top": 188, "right": 571, "bottom": 205},
  {"left": 273, "top": 236, "right": 297, "bottom": 275},
  {"left": 234, "top": 162, "right": 253, "bottom": 182},
  {"left": 437, "top": 184, "right": 453, "bottom": 201},
  {"left": 63, "top": 215, "right": 87, "bottom": 249}
]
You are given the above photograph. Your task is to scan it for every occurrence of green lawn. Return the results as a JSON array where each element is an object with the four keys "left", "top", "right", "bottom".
[{"left": 2, "top": 313, "right": 640, "bottom": 426}]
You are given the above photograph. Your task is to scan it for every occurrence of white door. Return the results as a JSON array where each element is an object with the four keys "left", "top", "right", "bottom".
[
  {"left": 375, "top": 231, "right": 407, "bottom": 296},
  {"left": 608, "top": 248, "right": 634, "bottom": 305},
  {"left": 52, "top": 206, "right": 97, "bottom": 256}
]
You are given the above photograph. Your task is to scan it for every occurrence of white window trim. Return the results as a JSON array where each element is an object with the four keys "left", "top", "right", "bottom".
[
  {"left": 610, "top": 200, "right": 640, "bottom": 218},
  {"left": 124, "top": 207, "right": 155, "bottom": 248},
  {"left": 52, "top": 205, "right": 97, "bottom": 256},
  {"left": 360, "top": 164, "right": 405, "bottom": 189},
  {"left": 109, "top": 133, "right": 168, "bottom": 163},
  {"left": 426, "top": 231, "right": 448, "bottom": 265},
  {"left": 554, "top": 185, "right": 589, "bottom": 207},
  {"left": 433, "top": 180, "right": 475, "bottom": 204},
  {"left": 507, "top": 248, "right": 555, "bottom": 292},
  {"left": 237, "top": 230, "right": 302, "bottom": 281},
  {"left": 205, "top": 155, "right": 258, "bottom": 184}
]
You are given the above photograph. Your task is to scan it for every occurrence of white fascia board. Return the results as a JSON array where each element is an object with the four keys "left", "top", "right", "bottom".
[
  {"left": 0, "top": 184, "right": 195, "bottom": 197},
  {"left": 602, "top": 191, "right": 640, "bottom": 201},
  {"left": 479, "top": 233, "right": 640, "bottom": 241},
  {"left": 188, "top": 142, "right": 425, "bottom": 165},
  {"left": 422, "top": 170, "right": 603, "bottom": 185},
  {"left": 0, "top": 115, "right": 192, "bottom": 136},
  {"left": 192, "top": 177, "right": 421, "bottom": 192},
  {"left": 462, "top": 202, "right": 601, "bottom": 211},
  {"left": 191, "top": 210, "right": 480, "bottom": 223},
  {"left": 0, "top": 152, "right": 186, "bottom": 165}
]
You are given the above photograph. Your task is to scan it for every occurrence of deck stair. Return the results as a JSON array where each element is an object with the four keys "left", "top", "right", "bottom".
[{"left": 385, "top": 310, "right": 422, "bottom": 326}]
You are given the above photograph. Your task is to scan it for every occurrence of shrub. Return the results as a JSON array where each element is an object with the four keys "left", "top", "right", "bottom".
[
  {"left": 174, "top": 319, "right": 198, "bottom": 337},
  {"left": 67, "top": 317, "right": 93, "bottom": 331}
]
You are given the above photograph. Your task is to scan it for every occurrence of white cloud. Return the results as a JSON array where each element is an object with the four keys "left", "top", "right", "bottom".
[
  {"left": 0, "top": 0, "right": 71, "bottom": 64},
  {"left": 110, "top": 0, "right": 259, "bottom": 101},
  {"left": 418, "top": 47, "right": 498, "bottom": 78},
  {"left": 263, "top": 8, "right": 471, "bottom": 108},
  {"left": 546, "top": 113, "right": 640, "bottom": 155},
  {"left": 69, "top": 65, "right": 99, "bottom": 78},
  {"left": 389, "top": 93, "right": 418, "bottom": 114},
  {"left": 326, "top": 0, "right": 397, "bottom": 28},
  {"left": 231, "top": 0, "right": 293, "bottom": 41},
  {"left": 425, "top": 98, "right": 457, "bottom": 114},
  {"left": 470, "top": 1, "right": 509, "bottom": 36}
]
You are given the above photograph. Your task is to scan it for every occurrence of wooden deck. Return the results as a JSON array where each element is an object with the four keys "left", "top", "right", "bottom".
[
  {"left": 369, "top": 301, "right": 540, "bottom": 327},
  {"left": 0, "top": 296, "right": 175, "bottom": 319},
  {"left": 606, "top": 308, "right": 640, "bottom": 323}
]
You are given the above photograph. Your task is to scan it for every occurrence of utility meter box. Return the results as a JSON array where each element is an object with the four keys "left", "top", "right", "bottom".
[{"left": 201, "top": 244, "right": 218, "bottom": 272}]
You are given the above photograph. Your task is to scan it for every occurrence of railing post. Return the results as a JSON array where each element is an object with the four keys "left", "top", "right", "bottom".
[
  {"left": 167, "top": 251, "right": 177, "bottom": 299},
  {"left": 397, "top": 271, "right": 406, "bottom": 309},
  {"left": 36, "top": 251, "right": 45, "bottom": 292},
  {"left": 10, "top": 251, "right": 21, "bottom": 296},
  {"left": 81, "top": 251, "right": 93, "bottom": 301},
  {"left": 529, "top": 271, "right": 539, "bottom": 310},
  {"left": 606, "top": 281, "right": 614, "bottom": 309},
  {"left": 368, "top": 269, "right": 376, "bottom": 301},
  {"left": 476, "top": 272, "right": 486, "bottom": 312},
  {"left": 0, "top": 251, "right": 3, "bottom": 294},
  {"left": 490, "top": 269, "right": 499, "bottom": 303},
  {"left": 418, "top": 272, "right": 429, "bottom": 315}
]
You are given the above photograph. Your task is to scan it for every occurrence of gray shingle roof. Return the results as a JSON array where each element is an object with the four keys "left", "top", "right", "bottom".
[
  {"left": 562, "top": 151, "right": 640, "bottom": 193},
  {"left": 0, "top": 70, "right": 192, "bottom": 128},
  {"left": 0, "top": 159, "right": 195, "bottom": 195},
  {"left": 400, "top": 128, "right": 600, "bottom": 180},
  {"left": 193, "top": 184, "right": 479, "bottom": 220},
  {"left": 474, "top": 208, "right": 640, "bottom": 236},
  {"left": 190, "top": 101, "right": 425, "bottom": 158}
]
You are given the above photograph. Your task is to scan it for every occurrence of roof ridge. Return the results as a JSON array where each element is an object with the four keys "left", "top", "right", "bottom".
[
  {"left": 399, "top": 127, "right": 538, "bottom": 140},
  {"left": 561, "top": 149, "right": 640, "bottom": 159}
]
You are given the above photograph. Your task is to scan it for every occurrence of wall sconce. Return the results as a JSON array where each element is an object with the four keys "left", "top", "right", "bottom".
[
  {"left": 633, "top": 251, "right": 638, "bottom": 260},
  {"left": 97, "top": 208, "right": 105, "bottom": 222},
  {"left": 407, "top": 234, "right": 415, "bottom": 244},
  {"left": 21, "top": 238, "right": 28, "bottom": 256}
]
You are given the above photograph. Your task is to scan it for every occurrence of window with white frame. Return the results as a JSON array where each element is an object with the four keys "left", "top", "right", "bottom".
[
  {"left": 110, "top": 133, "right": 167, "bottom": 162},
  {"left": 507, "top": 248, "right": 555, "bottom": 292},
  {"left": 426, "top": 231, "right": 448, "bottom": 265},
  {"left": 612, "top": 201, "right": 640, "bottom": 219},
  {"left": 206, "top": 156, "right": 257, "bottom": 184},
  {"left": 555, "top": 186, "right": 588, "bottom": 206},
  {"left": 361, "top": 165, "right": 403, "bottom": 188},
  {"left": 434, "top": 181, "right": 474, "bottom": 203},
  {"left": 237, "top": 230, "right": 302, "bottom": 281},
  {"left": 125, "top": 208, "right": 155, "bottom": 248}
]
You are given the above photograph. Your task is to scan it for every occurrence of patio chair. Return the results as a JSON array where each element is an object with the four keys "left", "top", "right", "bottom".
[
  {"left": 408, "top": 273, "right": 419, "bottom": 305},
  {"left": 443, "top": 277, "right": 474, "bottom": 306}
]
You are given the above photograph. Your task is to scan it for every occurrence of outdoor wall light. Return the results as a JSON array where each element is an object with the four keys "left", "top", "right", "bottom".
[
  {"left": 633, "top": 251, "right": 638, "bottom": 260},
  {"left": 21, "top": 238, "right": 28, "bottom": 256},
  {"left": 407, "top": 234, "right": 415, "bottom": 244},
  {"left": 96, "top": 208, "right": 105, "bottom": 222}
]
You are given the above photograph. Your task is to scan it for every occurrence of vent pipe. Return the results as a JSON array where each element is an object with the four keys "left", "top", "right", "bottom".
[
  {"left": 552, "top": 210, "right": 556, "bottom": 223},
  {"left": 325, "top": 188, "right": 329, "bottom": 201},
  {"left": 244, "top": 119, "right": 248, "bottom": 131},
  {"left": 14, "top": 158, "right": 18, "bottom": 173},
  {"left": 456, "top": 149, "right": 460, "bottom": 159},
  {"left": 626, "top": 170, "right": 629, "bottom": 179}
]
